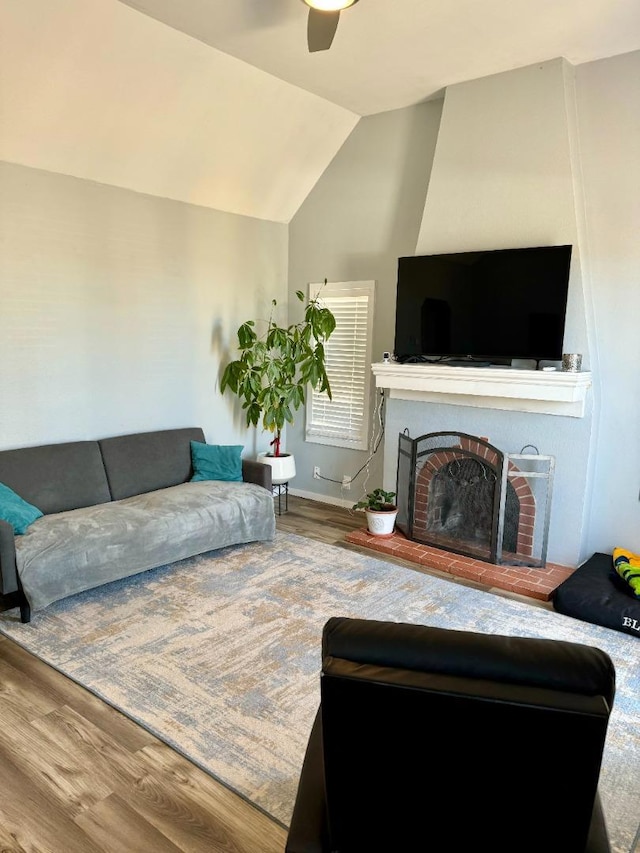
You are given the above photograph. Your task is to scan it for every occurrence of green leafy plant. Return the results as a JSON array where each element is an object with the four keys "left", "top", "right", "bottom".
[
  {"left": 220, "top": 289, "right": 336, "bottom": 457},
  {"left": 353, "top": 488, "right": 397, "bottom": 512}
]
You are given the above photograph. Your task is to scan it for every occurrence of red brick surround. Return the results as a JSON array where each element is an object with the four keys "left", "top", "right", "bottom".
[{"left": 345, "top": 527, "right": 574, "bottom": 602}]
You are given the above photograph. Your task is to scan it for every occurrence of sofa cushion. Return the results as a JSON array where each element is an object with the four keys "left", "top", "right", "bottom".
[
  {"left": 0, "top": 441, "right": 111, "bottom": 515},
  {"left": 15, "top": 480, "right": 276, "bottom": 611},
  {"left": 99, "top": 427, "right": 206, "bottom": 501},
  {"left": 190, "top": 441, "right": 243, "bottom": 482},
  {"left": 552, "top": 552, "right": 640, "bottom": 638},
  {"left": 0, "top": 482, "right": 43, "bottom": 534}
]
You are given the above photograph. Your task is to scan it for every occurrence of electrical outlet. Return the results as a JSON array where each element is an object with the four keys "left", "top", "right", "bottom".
[
  {"left": 313, "top": 466, "right": 321, "bottom": 480},
  {"left": 342, "top": 475, "right": 351, "bottom": 490}
]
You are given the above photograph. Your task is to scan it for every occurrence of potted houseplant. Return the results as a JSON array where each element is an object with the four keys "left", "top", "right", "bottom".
[
  {"left": 220, "top": 288, "right": 336, "bottom": 482},
  {"left": 353, "top": 488, "right": 398, "bottom": 537}
]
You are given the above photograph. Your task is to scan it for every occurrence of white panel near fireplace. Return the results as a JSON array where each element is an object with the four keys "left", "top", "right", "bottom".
[{"left": 372, "top": 362, "right": 591, "bottom": 417}]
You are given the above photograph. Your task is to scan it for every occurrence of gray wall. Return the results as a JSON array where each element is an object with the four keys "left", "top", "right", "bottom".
[
  {"left": 576, "top": 50, "right": 640, "bottom": 555},
  {"left": 400, "top": 58, "right": 593, "bottom": 567},
  {"left": 0, "top": 161, "right": 288, "bottom": 453},
  {"left": 287, "top": 51, "right": 640, "bottom": 566},
  {"left": 287, "top": 101, "right": 443, "bottom": 505}
]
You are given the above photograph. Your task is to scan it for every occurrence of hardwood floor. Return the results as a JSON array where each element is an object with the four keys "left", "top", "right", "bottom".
[
  {"left": 279, "top": 495, "right": 552, "bottom": 611},
  {"left": 0, "top": 495, "right": 547, "bottom": 851}
]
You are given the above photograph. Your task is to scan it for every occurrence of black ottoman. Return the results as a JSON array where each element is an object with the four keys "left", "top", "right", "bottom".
[{"left": 552, "top": 552, "right": 640, "bottom": 638}]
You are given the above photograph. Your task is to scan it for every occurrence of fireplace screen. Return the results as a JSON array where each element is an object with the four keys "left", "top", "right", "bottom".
[{"left": 396, "top": 432, "right": 554, "bottom": 568}]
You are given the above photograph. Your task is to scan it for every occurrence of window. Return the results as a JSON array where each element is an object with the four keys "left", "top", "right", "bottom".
[{"left": 306, "top": 280, "right": 375, "bottom": 451}]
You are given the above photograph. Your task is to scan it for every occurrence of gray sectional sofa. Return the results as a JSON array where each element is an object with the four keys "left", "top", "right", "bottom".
[{"left": 0, "top": 427, "right": 274, "bottom": 622}]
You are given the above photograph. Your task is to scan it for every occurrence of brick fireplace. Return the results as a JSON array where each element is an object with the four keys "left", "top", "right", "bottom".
[
  {"left": 344, "top": 526, "right": 574, "bottom": 601},
  {"left": 371, "top": 361, "right": 593, "bottom": 569},
  {"left": 396, "top": 431, "right": 553, "bottom": 568},
  {"left": 345, "top": 429, "right": 571, "bottom": 602}
]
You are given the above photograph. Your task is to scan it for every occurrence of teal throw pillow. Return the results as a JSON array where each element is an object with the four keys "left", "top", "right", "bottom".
[
  {"left": 0, "top": 482, "right": 43, "bottom": 535},
  {"left": 190, "top": 441, "right": 244, "bottom": 482}
]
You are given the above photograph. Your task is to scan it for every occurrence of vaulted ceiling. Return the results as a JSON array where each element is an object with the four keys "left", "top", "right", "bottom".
[
  {"left": 1, "top": 0, "right": 638, "bottom": 223},
  {"left": 118, "top": 0, "right": 640, "bottom": 115}
]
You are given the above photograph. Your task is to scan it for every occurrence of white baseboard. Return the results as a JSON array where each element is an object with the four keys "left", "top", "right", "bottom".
[{"left": 288, "top": 486, "right": 355, "bottom": 510}]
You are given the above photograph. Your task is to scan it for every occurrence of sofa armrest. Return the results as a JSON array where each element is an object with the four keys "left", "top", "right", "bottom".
[
  {"left": 0, "top": 518, "right": 19, "bottom": 595},
  {"left": 242, "top": 459, "right": 272, "bottom": 491}
]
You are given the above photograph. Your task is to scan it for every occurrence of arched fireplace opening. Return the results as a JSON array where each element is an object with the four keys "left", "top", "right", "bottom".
[
  {"left": 396, "top": 432, "right": 553, "bottom": 567},
  {"left": 424, "top": 456, "right": 519, "bottom": 553}
]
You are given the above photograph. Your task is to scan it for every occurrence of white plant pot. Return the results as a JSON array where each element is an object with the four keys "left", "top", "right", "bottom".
[
  {"left": 365, "top": 507, "right": 398, "bottom": 538},
  {"left": 257, "top": 451, "right": 296, "bottom": 485}
]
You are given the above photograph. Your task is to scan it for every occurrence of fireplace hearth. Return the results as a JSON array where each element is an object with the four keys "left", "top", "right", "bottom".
[{"left": 396, "top": 432, "right": 554, "bottom": 568}]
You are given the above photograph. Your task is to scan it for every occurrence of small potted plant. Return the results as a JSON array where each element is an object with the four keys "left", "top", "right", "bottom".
[{"left": 353, "top": 488, "right": 398, "bottom": 537}]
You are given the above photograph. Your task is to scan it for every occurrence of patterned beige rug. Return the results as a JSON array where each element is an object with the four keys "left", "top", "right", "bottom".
[{"left": 0, "top": 532, "right": 638, "bottom": 852}]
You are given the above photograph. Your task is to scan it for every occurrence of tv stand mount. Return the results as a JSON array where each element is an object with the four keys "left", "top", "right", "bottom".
[{"left": 442, "top": 359, "right": 492, "bottom": 368}]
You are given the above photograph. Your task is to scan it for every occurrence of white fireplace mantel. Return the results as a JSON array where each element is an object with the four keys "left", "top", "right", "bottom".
[{"left": 371, "top": 362, "right": 592, "bottom": 417}]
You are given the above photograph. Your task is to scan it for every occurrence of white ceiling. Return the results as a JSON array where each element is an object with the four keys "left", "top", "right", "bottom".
[
  {"left": 0, "top": 0, "right": 358, "bottom": 222},
  {"left": 3, "top": 0, "right": 638, "bottom": 223},
  {"left": 117, "top": 0, "right": 640, "bottom": 115}
]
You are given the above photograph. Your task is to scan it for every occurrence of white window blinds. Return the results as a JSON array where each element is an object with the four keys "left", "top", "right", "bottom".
[{"left": 306, "top": 281, "right": 375, "bottom": 451}]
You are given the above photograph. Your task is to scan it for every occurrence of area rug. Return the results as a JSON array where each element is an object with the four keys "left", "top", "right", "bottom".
[{"left": 0, "top": 532, "right": 638, "bottom": 853}]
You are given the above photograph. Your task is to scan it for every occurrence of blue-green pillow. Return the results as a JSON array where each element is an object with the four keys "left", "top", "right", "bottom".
[
  {"left": 190, "top": 441, "right": 244, "bottom": 482},
  {"left": 0, "top": 482, "right": 43, "bottom": 535}
]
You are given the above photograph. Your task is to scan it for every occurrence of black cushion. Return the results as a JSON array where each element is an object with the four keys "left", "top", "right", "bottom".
[
  {"left": 287, "top": 618, "right": 615, "bottom": 853},
  {"left": 552, "top": 552, "right": 640, "bottom": 639},
  {"left": 322, "top": 616, "right": 617, "bottom": 704},
  {"left": 316, "top": 618, "right": 614, "bottom": 853}
]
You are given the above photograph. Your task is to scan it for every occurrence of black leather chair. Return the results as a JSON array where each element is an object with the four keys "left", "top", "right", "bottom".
[{"left": 286, "top": 617, "right": 616, "bottom": 853}]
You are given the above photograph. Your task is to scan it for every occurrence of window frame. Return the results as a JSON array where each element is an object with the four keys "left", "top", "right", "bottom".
[{"left": 305, "top": 279, "right": 376, "bottom": 452}]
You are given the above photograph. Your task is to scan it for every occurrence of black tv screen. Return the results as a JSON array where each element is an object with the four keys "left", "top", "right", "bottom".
[{"left": 393, "top": 245, "right": 572, "bottom": 365}]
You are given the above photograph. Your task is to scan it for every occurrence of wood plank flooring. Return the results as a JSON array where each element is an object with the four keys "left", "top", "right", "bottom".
[
  {"left": 279, "top": 495, "right": 552, "bottom": 610},
  {"left": 0, "top": 495, "right": 549, "bottom": 851}
]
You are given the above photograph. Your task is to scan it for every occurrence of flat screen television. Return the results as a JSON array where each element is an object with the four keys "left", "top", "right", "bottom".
[{"left": 393, "top": 245, "right": 572, "bottom": 366}]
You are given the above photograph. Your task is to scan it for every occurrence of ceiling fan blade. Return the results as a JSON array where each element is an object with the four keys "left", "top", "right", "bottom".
[{"left": 307, "top": 8, "right": 340, "bottom": 53}]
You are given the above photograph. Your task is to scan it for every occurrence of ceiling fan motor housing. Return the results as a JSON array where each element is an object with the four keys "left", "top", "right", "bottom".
[{"left": 302, "top": 1, "right": 359, "bottom": 11}]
